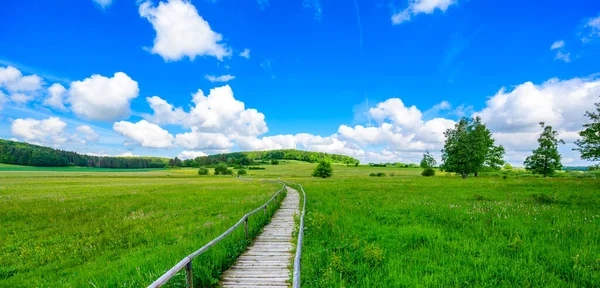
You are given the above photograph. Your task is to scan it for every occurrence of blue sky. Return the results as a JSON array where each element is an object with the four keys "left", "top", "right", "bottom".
[{"left": 1, "top": 0, "right": 600, "bottom": 165}]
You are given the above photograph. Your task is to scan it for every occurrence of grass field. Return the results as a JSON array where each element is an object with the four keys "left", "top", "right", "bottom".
[
  {"left": 0, "top": 174, "right": 283, "bottom": 287},
  {"left": 1, "top": 162, "right": 599, "bottom": 287}
]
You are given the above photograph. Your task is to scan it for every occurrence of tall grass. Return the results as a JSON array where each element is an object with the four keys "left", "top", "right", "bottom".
[{"left": 0, "top": 175, "right": 282, "bottom": 286}]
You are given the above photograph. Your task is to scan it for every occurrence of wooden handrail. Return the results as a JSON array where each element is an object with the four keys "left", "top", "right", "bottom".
[{"left": 147, "top": 182, "right": 286, "bottom": 288}]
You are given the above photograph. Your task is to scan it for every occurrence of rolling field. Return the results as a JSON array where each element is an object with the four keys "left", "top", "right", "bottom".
[
  {"left": 0, "top": 173, "right": 283, "bottom": 287},
  {"left": 1, "top": 162, "right": 599, "bottom": 287}
]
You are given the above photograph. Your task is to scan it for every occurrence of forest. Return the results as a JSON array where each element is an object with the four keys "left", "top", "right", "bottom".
[
  {"left": 180, "top": 149, "right": 359, "bottom": 167},
  {"left": 0, "top": 139, "right": 168, "bottom": 168}
]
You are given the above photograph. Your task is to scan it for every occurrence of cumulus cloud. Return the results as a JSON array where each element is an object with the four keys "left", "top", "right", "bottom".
[
  {"left": 67, "top": 72, "right": 139, "bottom": 121},
  {"left": 11, "top": 117, "right": 67, "bottom": 146},
  {"left": 0, "top": 91, "right": 6, "bottom": 110},
  {"left": 178, "top": 150, "right": 208, "bottom": 160},
  {"left": 145, "top": 85, "right": 268, "bottom": 137},
  {"left": 392, "top": 0, "right": 456, "bottom": 24},
  {"left": 93, "top": 0, "right": 112, "bottom": 9},
  {"left": 139, "top": 0, "right": 231, "bottom": 61},
  {"left": 44, "top": 83, "right": 68, "bottom": 111},
  {"left": 113, "top": 120, "right": 174, "bottom": 148},
  {"left": 76, "top": 125, "right": 99, "bottom": 144},
  {"left": 239, "top": 49, "right": 250, "bottom": 59},
  {"left": 0, "top": 66, "right": 43, "bottom": 103},
  {"left": 117, "top": 152, "right": 137, "bottom": 157},
  {"left": 174, "top": 131, "right": 233, "bottom": 149},
  {"left": 205, "top": 74, "right": 235, "bottom": 82}
]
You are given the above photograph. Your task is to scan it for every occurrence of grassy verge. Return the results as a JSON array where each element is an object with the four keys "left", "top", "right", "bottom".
[{"left": 0, "top": 175, "right": 282, "bottom": 287}]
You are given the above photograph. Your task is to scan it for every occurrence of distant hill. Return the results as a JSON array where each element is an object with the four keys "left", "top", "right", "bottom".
[
  {"left": 190, "top": 149, "right": 359, "bottom": 166},
  {"left": 0, "top": 139, "right": 168, "bottom": 169}
]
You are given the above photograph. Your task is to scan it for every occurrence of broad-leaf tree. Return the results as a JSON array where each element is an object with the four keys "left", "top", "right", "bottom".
[
  {"left": 312, "top": 161, "right": 333, "bottom": 178},
  {"left": 420, "top": 150, "right": 437, "bottom": 169},
  {"left": 574, "top": 99, "right": 600, "bottom": 162},
  {"left": 524, "top": 122, "right": 565, "bottom": 177},
  {"left": 440, "top": 117, "right": 504, "bottom": 178}
]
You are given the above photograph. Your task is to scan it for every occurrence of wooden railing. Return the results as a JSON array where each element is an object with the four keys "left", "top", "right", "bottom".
[
  {"left": 147, "top": 183, "right": 286, "bottom": 288},
  {"left": 286, "top": 182, "right": 307, "bottom": 288}
]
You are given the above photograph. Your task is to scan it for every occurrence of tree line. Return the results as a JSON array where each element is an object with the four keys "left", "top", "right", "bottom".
[
  {"left": 174, "top": 149, "right": 360, "bottom": 168},
  {"left": 429, "top": 97, "right": 600, "bottom": 178},
  {"left": 0, "top": 139, "right": 168, "bottom": 168}
]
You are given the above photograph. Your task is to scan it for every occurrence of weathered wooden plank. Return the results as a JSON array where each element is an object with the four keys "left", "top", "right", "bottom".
[{"left": 221, "top": 187, "right": 299, "bottom": 287}]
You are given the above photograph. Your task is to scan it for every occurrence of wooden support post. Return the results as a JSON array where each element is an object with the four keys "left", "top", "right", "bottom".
[
  {"left": 244, "top": 216, "right": 249, "bottom": 239},
  {"left": 185, "top": 261, "right": 193, "bottom": 288},
  {"left": 264, "top": 205, "right": 267, "bottom": 216}
]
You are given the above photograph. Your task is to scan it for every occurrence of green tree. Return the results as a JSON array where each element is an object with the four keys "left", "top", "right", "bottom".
[
  {"left": 524, "top": 122, "right": 565, "bottom": 177},
  {"left": 312, "top": 161, "right": 333, "bottom": 178},
  {"left": 214, "top": 162, "right": 228, "bottom": 175},
  {"left": 198, "top": 167, "right": 209, "bottom": 175},
  {"left": 440, "top": 117, "right": 504, "bottom": 178},
  {"left": 419, "top": 150, "right": 437, "bottom": 169},
  {"left": 574, "top": 99, "right": 600, "bottom": 162},
  {"left": 271, "top": 159, "right": 279, "bottom": 165},
  {"left": 237, "top": 169, "right": 247, "bottom": 175},
  {"left": 503, "top": 163, "right": 513, "bottom": 170}
]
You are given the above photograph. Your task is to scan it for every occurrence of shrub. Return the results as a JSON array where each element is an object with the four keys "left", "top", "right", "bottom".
[
  {"left": 421, "top": 168, "right": 435, "bottom": 177},
  {"left": 197, "top": 167, "right": 209, "bottom": 175},
  {"left": 312, "top": 161, "right": 333, "bottom": 178},
  {"left": 376, "top": 172, "right": 386, "bottom": 177},
  {"left": 369, "top": 173, "right": 377, "bottom": 177},
  {"left": 237, "top": 169, "right": 247, "bottom": 176},
  {"left": 354, "top": 162, "right": 359, "bottom": 167},
  {"left": 271, "top": 159, "right": 279, "bottom": 165},
  {"left": 214, "top": 162, "right": 228, "bottom": 175},
  {"left": 390, "top": 172, "right": 395, "bottom": 177},
  {"left": 248, "top": 166, "right": 266, "bottom": 170},
  {"left": 226, "top": 169, "right": 233, "bottom": 175}
]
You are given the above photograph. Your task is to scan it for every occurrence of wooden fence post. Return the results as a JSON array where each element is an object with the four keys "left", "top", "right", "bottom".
[
  {"left": 244, "top": 216, "right": 249, "bottom": 239},
  {"left": 185, "top": 261, "right": 193, "bottom": 288}
]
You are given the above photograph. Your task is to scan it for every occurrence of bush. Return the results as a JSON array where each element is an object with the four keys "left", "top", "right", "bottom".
[
  {"left": 421, "top": 168, "right": 435, "bottom": 177},
  {"left": 376, "top": 172, "right": 386, "bottom": 177},
  {"left": 197, "top": 167, "right": 209, "bottom": 175},
  {"left": 248, "top": 166, "right": 266, "bottom": 170},
  {"left": 271, "top": 159, "right": 279, "bottom": 165},
  {"left": 312, "top": 161, "right": 333, "bottom": 178},
  {"left": 226, "top": 169, "right": 233, "bottom": 175},
  {"left": 237, "top": 169, "right": 247, "bottom": 176},
  {"left": 214, "top": 162, "right": 228, "bottom": 175},
  {"left": 369, "top": 173, "right": 377, "bottom": 177},
  {"left": 390, "top": 172, "right": 395, "bottom": 177},
  {"left": 354, "top": 162, "right": 359, "bottom": 167}
]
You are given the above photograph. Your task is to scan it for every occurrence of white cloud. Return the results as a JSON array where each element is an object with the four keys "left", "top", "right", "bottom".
[
  {"left": 93, "top": 0, "right": 112, "bottom": 9},
  {"left": 44, "top": 83, "right": 68, "bottom": 111},
  {"left": 554, "top": 51, "right": 571, "bottom": 62},
  {"left": 113, "top": 120, "right": 174, "bottom": 148},
  {"left": 0, "top": 66, "right": 43, "bottom": 104},
  {"left": 205, "top": 74, "right": 235, "bottom": 82},
  {"left": 11, "top": 117, "right": 68, "bottom": 146},
  {"left": 117, "top": 152, "right": 137, "bottom": 157},
  {"left": 178, "top": 150, "right": 208, "bottom": 160},
  {"left": 0, "top": 91, "right": 6, "bottom": 110},
  {"left": 239, "top": 49, "right": 250, "bottom": 59},
  {"left": 76, "top": 125, "right": 99, "bottom": 144},
  {"left": 67, "top": 72, "right": 139, "bottom": 121},
  {"left": 139, "top": 0, "right": 231, "bottom": 61},
  {"left": 550, "top": 40, "right": 565, "bottom": 50},
  {"left": 174, "top": 131, "right": 233, "bottom": 149},
  {"left": 145, "top": 85, "right": 268, "bottom": 137},
  {"left": 392, "top": 0, "right": 456, "bottom": 24}
]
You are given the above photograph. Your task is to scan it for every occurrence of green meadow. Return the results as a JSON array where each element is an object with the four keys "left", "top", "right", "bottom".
[{"left": 1, "top": 162, "right": 599, "bottom": 287}]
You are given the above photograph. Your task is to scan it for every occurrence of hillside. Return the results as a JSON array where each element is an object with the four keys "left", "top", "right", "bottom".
[
  {"left": 186, "top": 149, "right": 359, "bottom": 166},
  {"left": 0, "top": 139, "right": 168, "bottom": 169}
]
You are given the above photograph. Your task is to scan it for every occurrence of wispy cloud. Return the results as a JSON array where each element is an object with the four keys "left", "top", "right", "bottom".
[
  {"left": 392, "top": 0, "right": 456, "bottom": 25},
  {"left": 550, "top": 40, "right": 565, "bottom": 50},
  {"left": 354, "top": 0, "right": 363, "bottom": 50},
  {"left": 239, "top": 49, "right": 250, "bottom": 59},
  {"left": 303, "top": 0, "right": 322, "bottom": 20},
  {"left": 554, "top": 51, "right": 571, "bottom": 62},
  {"left": 257, "top": 0, "right": 269, "bottom": 10},
  {"left": 205, "top": 74, "right": 236, "bottom": 82}
]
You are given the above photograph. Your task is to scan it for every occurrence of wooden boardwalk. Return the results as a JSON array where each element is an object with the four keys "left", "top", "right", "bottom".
[{"left": 221, "top": 186, "right": 299, "bottom": 288}]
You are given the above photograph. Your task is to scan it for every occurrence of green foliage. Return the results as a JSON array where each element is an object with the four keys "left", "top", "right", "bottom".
[
  {"left": 168, "top": 157, "right": 182, "bottom": 167},
  {"left": 191, "top": 149, "right": 359, "bottom": 167},
  {"left": 420, "top": 150, "right": 437, "bottom": 169},
  {"left": 271, "top": 159, "right": 279, "bottom": 165},
  {"left": 531, "top": 193, "right": 557, "bottom": 204},
  {"left": 376, "top": 172, "right": 386, "bottom": 177},
  {"left": 503, "top": 163, "right": 513, "bottom": 170},
  {"left": 312, "top": 161, "right": 333, "bottom": 178},
  {"left": 237, "top": 169, "right": 247, "bottom": 175},
  {"left": 197, "top": 167, "right": 209, "bottom": 175},
  {"left": 574, "top": 99, "right": 600, "bottom": 162},
  {"left": 421, "top": 168, "right": 435, "bottom": 176},
  {"left": 440, "top": 117, "right": 505, "bottom": 178},
  {"left": 248, "top": 166, "right": 266, "bottom": 170},
  {"left": 369, "top": 173, "right": 377, "bottom": 177},
  {"left": 226, "top": 169, "right": 233, "bottom": 175},
  {"left": 354, "top": 162, "right": 359, "bottom": 167},
  {"left": 0, "top": 139, "right": 167, "bottom": 168},
  {"left": 524, "top": 122, "right": 565, "bottom": 177},
  {"left": 214, "top": 162, "right": 228, "bottom": 175}
]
